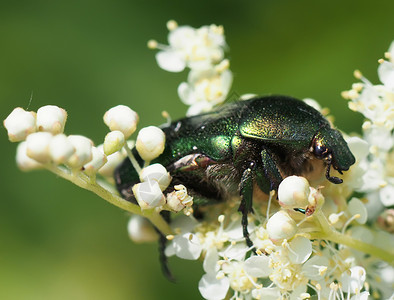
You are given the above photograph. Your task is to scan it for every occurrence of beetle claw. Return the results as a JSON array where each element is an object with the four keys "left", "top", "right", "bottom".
[{"left": 325, "top": 157, "right": 343, "bottom": 184}]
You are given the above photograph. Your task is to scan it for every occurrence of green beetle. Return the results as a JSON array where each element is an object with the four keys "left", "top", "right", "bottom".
[{"left": 115, "top": 95, "right": 355, "bottom": 277}]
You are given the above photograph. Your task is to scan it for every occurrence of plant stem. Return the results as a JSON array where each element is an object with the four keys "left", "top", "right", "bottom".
[
  {"left": 311, "top": 210, "right": 394, "bottom": 265},
  {"left": 46, "top": 165, "right": 172, "bottom": 236}
]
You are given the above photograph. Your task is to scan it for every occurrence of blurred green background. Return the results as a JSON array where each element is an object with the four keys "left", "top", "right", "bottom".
[{"left": 1, "top": 1, "right": 393, "bottom": 299}]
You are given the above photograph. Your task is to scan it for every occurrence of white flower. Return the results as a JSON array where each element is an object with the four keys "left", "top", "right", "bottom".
[
  {"left": 16, "top": 141, "right": 43, "bottom": 171},
  {"left": 135, "top": 126, "right": 165, "bottom": 161},
  {"left": 97, "top": 145, "right": 126, "bottom": 177},
  {"left": 278, "top": 176, "right": 310, "bottom": 209},
  {"left": 103, "top": 130, "right": 125, "bottom": 155},
  {"left": 66, "top": 135, "right": 93, "bottom": 169},
  {"left": 341, "top": 266, "right": 366, "bottom": 295},
  {"left": 244, "top": 255, "right": 271, "bottom": 277},
  {"left": 266, "top": 210, "right": 297, "bottom": 241},
  {"left": 139, "top": 163, "right": 171, "bottom": 191},
  {"left": 198, "top": 273, "right": 230, "bottom": 300},
  {"left": 83, "top": 146, "right": 107, "bottom": 176},
  {"left": 132, "top": 180, "right": 165, "bottom": 210},
  {"left": 4, "top": 107, "right": 36, "bottom": 142},
  {"left": 127, "top": 215, "right": 158, "bottom": 243},
  {"left": 178, "top": 65, "right": 233, "bottom": 116},
  {"left": 36, "top": 105, "right": 67, "bottom": 134},
  {"left": 155, "top": 22, "right": 226, "bottom": 73},
  {"left": 25, "top": 132, "right": 53, "bottom": 163},
  {"left": 287, "top": 236, "right": 312, "bottom": 264},
  {"left": 166, "top": 184, "right": 193, "bottom": 212},
  {"left": 49, "top": 134, "right": 75, "bottom": 165},
  {"left": 103, "top": 105, "right": 139, "bottom": 139}
]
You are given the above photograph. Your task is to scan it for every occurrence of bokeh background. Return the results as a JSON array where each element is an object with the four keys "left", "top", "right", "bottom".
[{"left": 1, "top": 1, "right": 393, "bottom": 299}]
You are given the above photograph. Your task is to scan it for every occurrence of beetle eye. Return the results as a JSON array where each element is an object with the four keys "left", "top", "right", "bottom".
[{"left": 314, "top": 144, "right": 328, "bottom": 159}]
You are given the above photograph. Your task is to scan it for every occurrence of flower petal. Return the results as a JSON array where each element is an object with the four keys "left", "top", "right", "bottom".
[{"left": 198, "top": 273, "right": 230, "bottom": 300}]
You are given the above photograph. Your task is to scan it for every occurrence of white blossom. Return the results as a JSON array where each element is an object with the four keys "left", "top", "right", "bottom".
[
  {"left": 49, "top": 134, "right": 75, "bottom": 165},
  {"left": 266, "top": 210, "right": 297, "bottom": 241},
  {"left": 135, "top": 126, "right": 165, "bottom": 161},
  {"left": 16, "top": 141, "right": 43, "bottom": 171},
  {"left": 132, "top": 180, "right": 165, "bottom": 210},
  {"left": 127, "top": 215, "right": 158, "bottom": 243},
  {"left": 25, "top": 132, "right": 53, "bottom": 163},
  {"left": 278, "top": 176, "right": 310, "bottom": 209},
  {"left": 103, "top": 130, "right": 125, "bottom": 155},
  {"left": 4, "top": 107, "right": 36, "bottom": 142},
  {"left": 154, "top": 21, "right": 226, "bottom": 73},
  {"left": 66, "top": 135, "right": 93, "bottom": 169},
  {"left": 178, "top": 65, "right": 233, "bottom": 116},
  {"left": 36, "top": 105, "right": 67, "bottom": 134},
  {"left": 103, "top": 105, "right": 139, "bottom": 139},
  {"left": 97, "top": 144, "right": 126, "bottom": 177},
  {"left": 139, "top": 163, "right": 171, "bottom": 191},
  {"left": 83, "top": 146, "right": 107, "bottom": 176}
]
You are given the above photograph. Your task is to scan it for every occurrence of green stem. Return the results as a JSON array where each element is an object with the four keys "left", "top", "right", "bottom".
[
  {"left": 46, "top": 165, "right": 172, "bottom": 236},
  {"left": 311, "top": 210, "right": 394, "bottom": 265}
]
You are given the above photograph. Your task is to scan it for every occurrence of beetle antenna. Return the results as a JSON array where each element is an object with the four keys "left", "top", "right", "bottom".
[{"left": 325, "top": 156, "right": 343, "bottom": 184}]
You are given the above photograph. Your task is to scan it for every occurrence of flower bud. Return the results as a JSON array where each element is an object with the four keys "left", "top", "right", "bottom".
[
  {"left": 103, "top": 105, "right": 139, "bottom": 139},
  {"left": 97, "top": 144, "right": 126, "bottom": 177},
  {"left": 139, "top": 163, "right": 172, "bottom": 191},
  {"left": 266, "top": 210, "right": 297, "bottom": 241},
  {"left": 4, "top": 107, "right": 36, "bottom": 142},
  {"left": 36, "top": 105, "right": 67, "bottom": 134},
  {"left": 127, "top": 215, "right": 158, "bottom": 243},
  {"left": 103, "top": 130, "right": 125, "bottom": 155},
  {"left": 49, "top": 134, "right": 75, "bottom": 165},
  {"left": 132, "top": 180, "right": 165, "bottom": 210},
  {"left": 66, "top": 135, "right": 93, "bottom": 169},
  {"left": 136, "top": 126, "right": 165, "bottom": 161},
  {"left": 278, "top": 176, "right": 310, "bottom": 209},
  {"left": 84, "top": 146, "right": 107, "bottom": 176},
  {"left": 25, "top": 132, "right": 53, "bottom": 163},
  {"left": 16, "top": 141, "right": 43, "bottom": 171}
]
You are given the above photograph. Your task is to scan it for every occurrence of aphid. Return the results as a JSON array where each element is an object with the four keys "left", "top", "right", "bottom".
[{"left": 115, "top": 95, "right": 355, "bottom": 277}]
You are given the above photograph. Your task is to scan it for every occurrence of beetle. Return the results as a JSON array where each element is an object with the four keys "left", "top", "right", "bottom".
[{"left": 114, "top": 95, "right": 355, "bottom": 277}]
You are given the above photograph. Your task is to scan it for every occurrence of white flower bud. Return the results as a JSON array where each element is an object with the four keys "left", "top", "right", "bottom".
[
  {"left": 66, "top": 135, "right": 93, "bottom": 169},
  {"left": 25, "top": 132, "right": 53, "bottom": 163},
  {"left": 84, "top": 146, "right": 107, "bottom": 176},
  {"left": 97, "top": 144, "right": 126, "bottom": 177},
  {"left": 103, "top": 130, "right": 125, "bottom": 155},
  {"left": 266, "top": 210, "right": 297, "bottom": 241},
  {"left": 139, "top": 163, "right": 171, "bottom": 191},
  {"left": 166, "top": 184, "right": 193, "bottom": 212},
  {"left": 4, "top": 107, "right": 36, "bottom": 142},
  {"left": 132, "top": 180, "right": 165, "bottom": 210},
  {"left": 278, "top": 176, "right": 310, "bottom": 209},
  {"left": 136, "top": 126, "right": 165, "bottom": 161},
  {"left": 103, "top": 105, "right": 139, "bottom": 139},
  {"left": 36, "top": 105, "right": 67, "bottom": 134},
  {"left": 49, "top": 134, "right": 75, "bottom": 165},
  {"left": 127, "top": 215, "right": 158, "bottom": 243},
  {"left": 16, "top": 141, "right": 43, "bottom": 171}
]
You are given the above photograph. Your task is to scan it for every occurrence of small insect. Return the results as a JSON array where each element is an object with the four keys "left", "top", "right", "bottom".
[{"left": 115, "top": 95, "right": 355, "bottom": 277}]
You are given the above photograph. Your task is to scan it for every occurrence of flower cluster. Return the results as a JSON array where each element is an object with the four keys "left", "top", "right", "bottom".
[
  {"left": 4, "top": 21, "right": 394, "bottom": 300},
  {"left": 342, "top": 45, "right": 394, "bottom": 215},
  {"left": 149, "top": 20, "right": 233, "bottom": 116}
]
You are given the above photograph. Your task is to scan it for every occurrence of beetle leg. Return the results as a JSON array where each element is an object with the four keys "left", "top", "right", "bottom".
[
  {"left": 255, "top": 148, "right": 283, "bottom": 194},
  {"left": 155, "top": 210, "right": 175, "bottom": 282},
  {"left": 238, "top": 162, "right": 255, "bottom": 249}
]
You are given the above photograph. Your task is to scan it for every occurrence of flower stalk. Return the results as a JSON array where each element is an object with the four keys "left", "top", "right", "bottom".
[{"left": 46, "top": 165, "right": 172, "bottom": 235}]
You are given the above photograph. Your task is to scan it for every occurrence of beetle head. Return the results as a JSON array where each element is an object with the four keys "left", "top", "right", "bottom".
[{"left": 311, "top": 125, "right": 356, "bottom": 184}]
